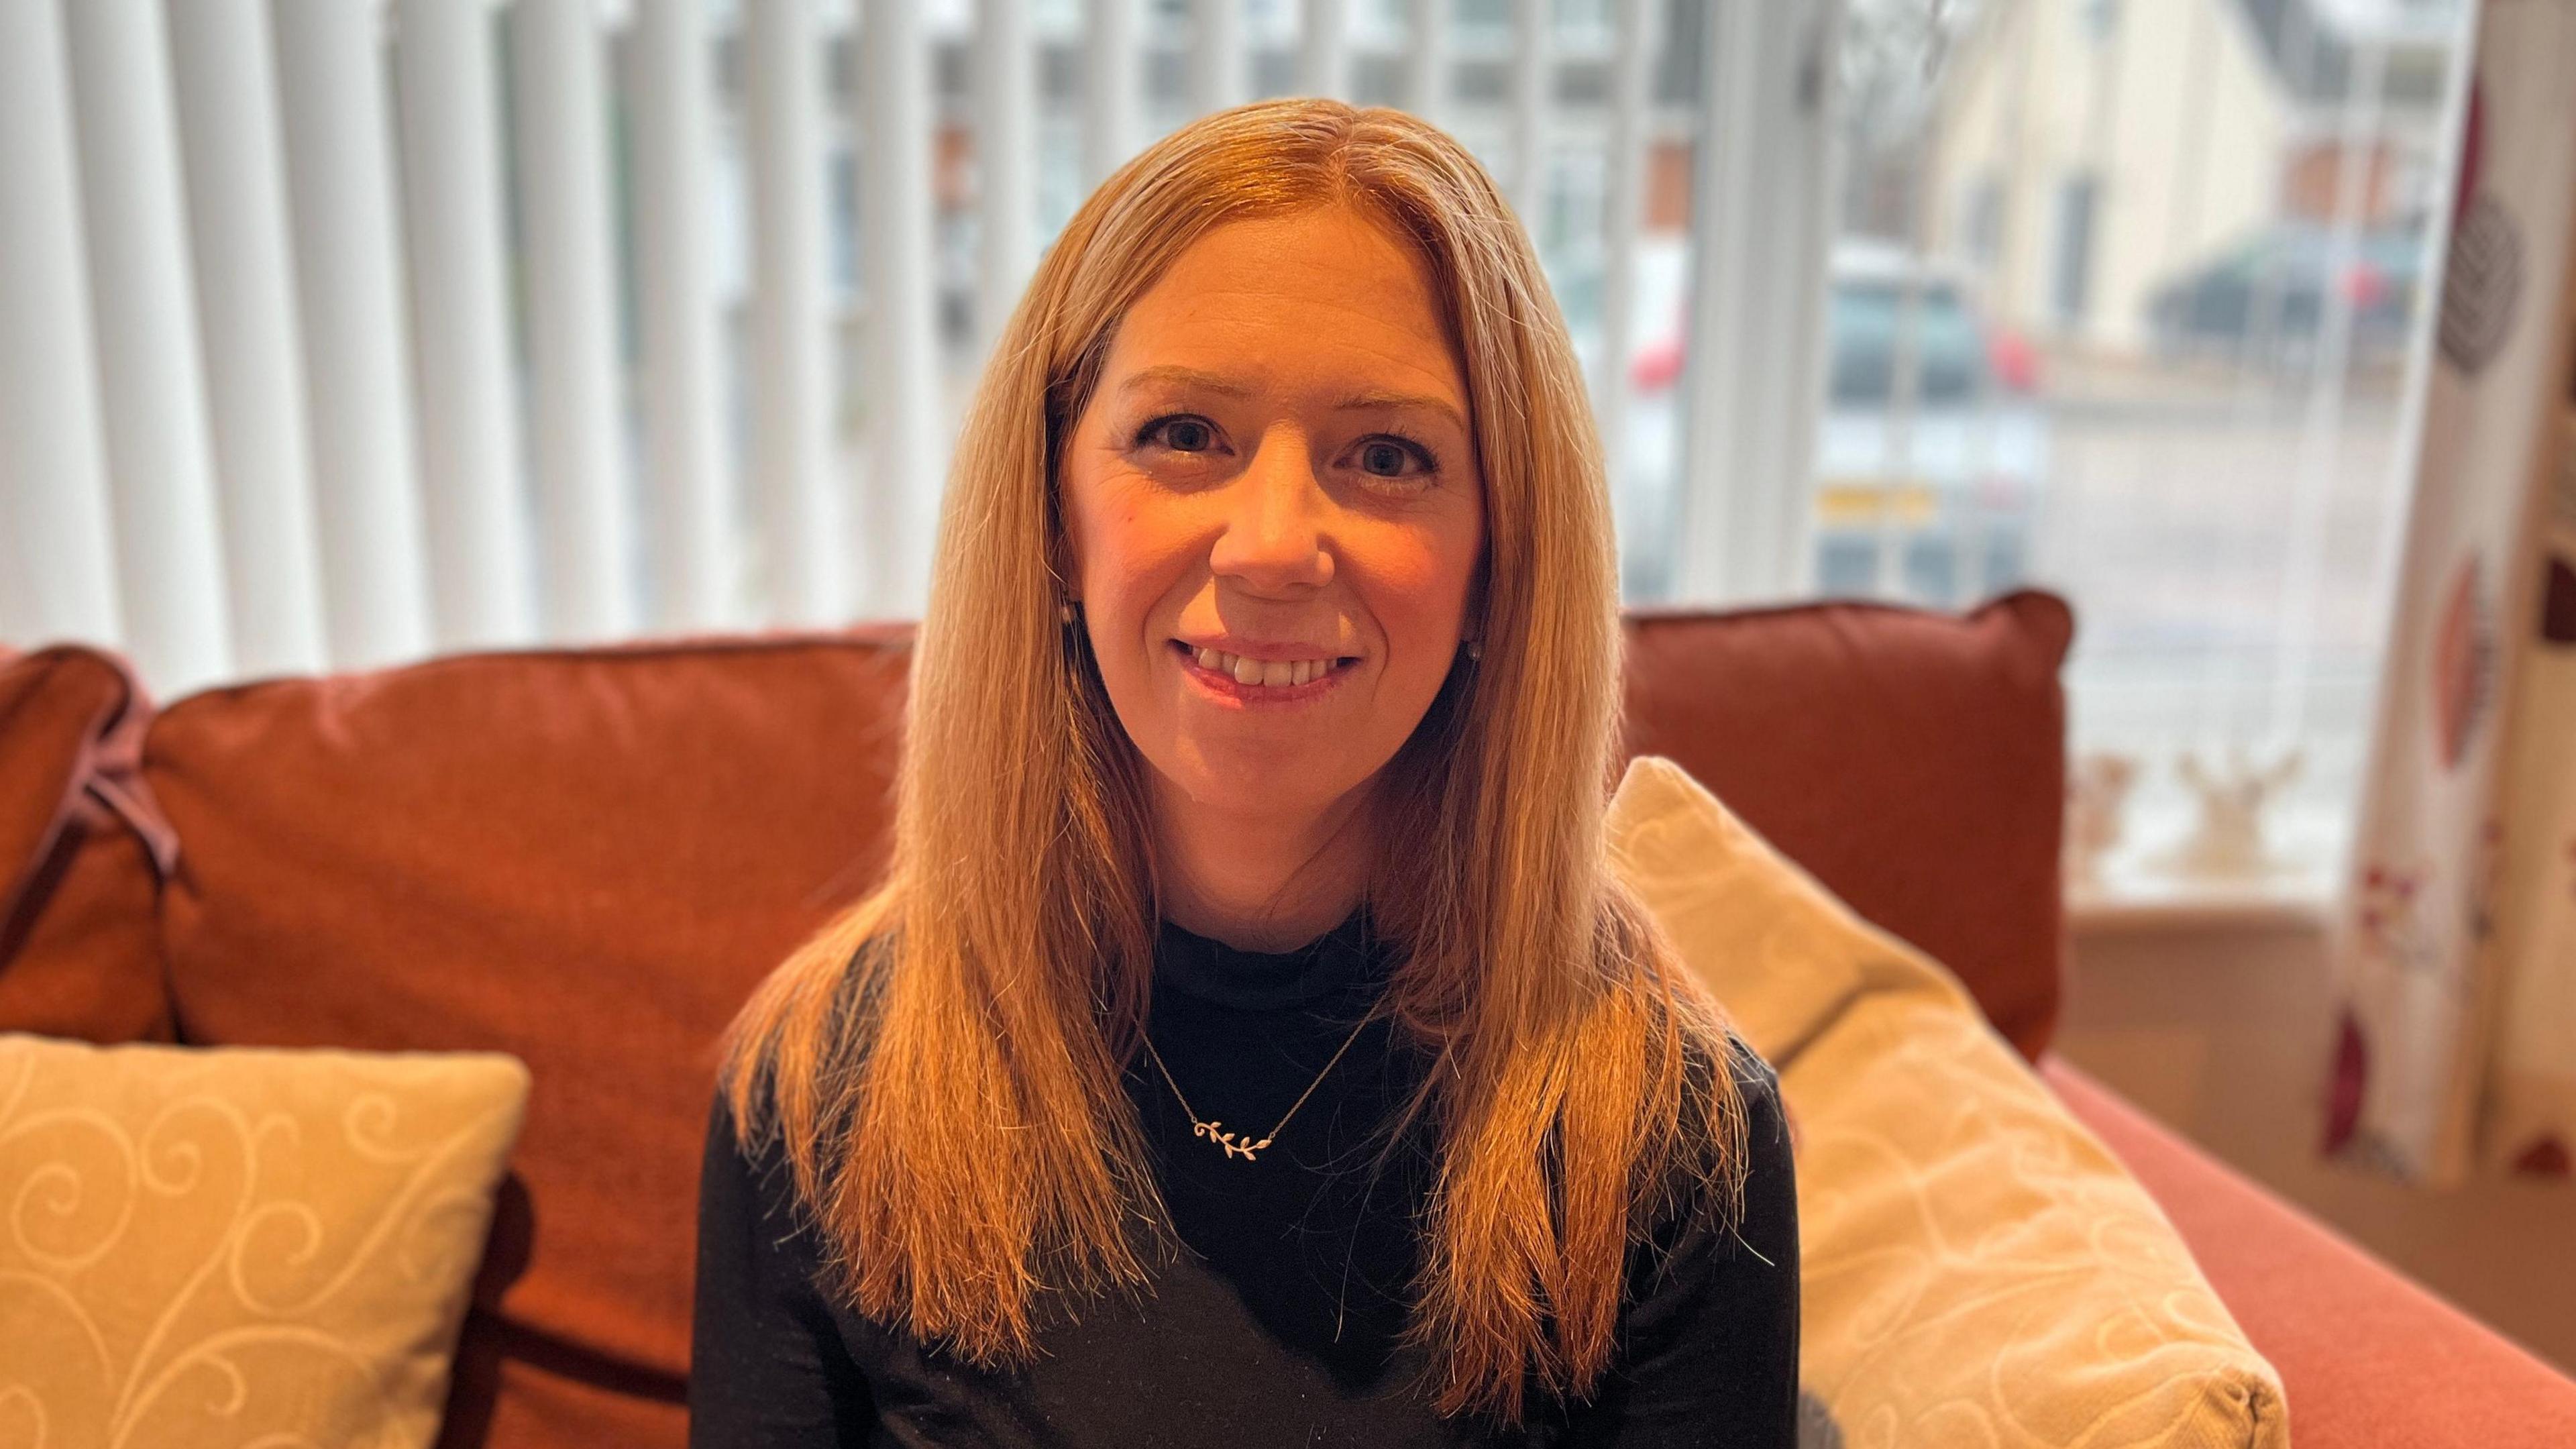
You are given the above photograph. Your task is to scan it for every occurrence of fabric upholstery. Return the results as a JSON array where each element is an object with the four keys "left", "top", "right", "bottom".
[
  {"left": 0, "top": 1032, "right": 528, "bottom": 1448},
  {"left": 117, "top": 598, "right": 2076, "bottom": 1447},
  {"left": 1619, "top": 589, "right": 2074, "bottom": 1062},
  {"left": 2045, "top": 1055, "right": 2576, "bottom": 1448},
  {"left": 141, "top": 631, "right": 914, "bottom": 1449},
  {"left": 0, "top": 645, "right": 176, "bottom": 1043},
  {"left": 1608, "top": 755, "right": 2288, "bottom": 1448}
]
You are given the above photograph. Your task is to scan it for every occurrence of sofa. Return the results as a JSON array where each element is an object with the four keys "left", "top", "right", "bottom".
[{"left": 5, "top": 588, "right": 2573, "bottom": 1448}]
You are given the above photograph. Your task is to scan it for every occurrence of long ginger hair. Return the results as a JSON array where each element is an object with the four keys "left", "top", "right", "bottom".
[{"left": 716, "top": 96, "right": 1753, "bottom": 1427}]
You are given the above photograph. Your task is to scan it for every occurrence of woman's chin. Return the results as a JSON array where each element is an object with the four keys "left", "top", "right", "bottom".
[{"left": 1162, "top": 751, "right": 1367, "bottom": 815}]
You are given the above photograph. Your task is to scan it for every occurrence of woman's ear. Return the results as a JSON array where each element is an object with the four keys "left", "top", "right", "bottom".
[
  {"left": 1461, "top": 550, "right": 1491, "bottom": 642},
  {"left": 1054, "top": 539, "right": 1082, "bottom": 605},
  {"left": 1048, "top": 487, "right": 1083, "bottom": 604}
]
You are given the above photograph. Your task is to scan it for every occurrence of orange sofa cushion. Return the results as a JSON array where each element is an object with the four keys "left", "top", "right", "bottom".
[
  {"left": 143, "top": 631, "right": 913, "bottom": 1449},
  {"left": 0, "top": 645, "right": 176, "bottom": 1043},
  {"left": 1619, "top": 590, "right": 2074, "bottom": 1061}
]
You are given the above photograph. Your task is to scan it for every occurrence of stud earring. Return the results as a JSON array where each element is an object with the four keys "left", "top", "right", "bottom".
[
  {"left": 1464, "top": 638, "right": 1483, "bottom": 661},
  {"left": 1059, "top": 595, "right": 1077, "bottom": 625}
]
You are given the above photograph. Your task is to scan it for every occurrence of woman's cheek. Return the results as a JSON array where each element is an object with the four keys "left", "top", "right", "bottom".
[
  {"left": 1078, "top": 484, "right": 1181, "bottom": 621},
  {"left": 1358, "top": 529, "right": 1475, "bottom": 643}
]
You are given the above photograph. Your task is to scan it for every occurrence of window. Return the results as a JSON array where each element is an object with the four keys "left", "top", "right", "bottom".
[
  {"left": 1, "top": 0, "right": 2473, "bottom": 921},
  {"left": 1784, "top": 0, "right": 2473, "bottom": 913},
  {"left": 1826, "top": 277, "right": 1990, "bottom": 407}
]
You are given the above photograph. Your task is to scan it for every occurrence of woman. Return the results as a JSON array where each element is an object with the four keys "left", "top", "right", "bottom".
[{"left": 691, "top": 97, "right": 1799, "bottom": 1447}]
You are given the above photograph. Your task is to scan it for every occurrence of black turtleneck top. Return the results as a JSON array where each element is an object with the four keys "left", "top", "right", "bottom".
[{"left": 690, "top": 908, "right": 1799, "bottom": 1447}]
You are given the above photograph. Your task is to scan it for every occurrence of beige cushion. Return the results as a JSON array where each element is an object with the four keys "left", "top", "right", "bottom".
[
  {"left": 0, "top": 1033, "right": 529, "bottom": 1449},
  {"left": 1607, "top": 755, "right": 2290, "bottom": 1449}
]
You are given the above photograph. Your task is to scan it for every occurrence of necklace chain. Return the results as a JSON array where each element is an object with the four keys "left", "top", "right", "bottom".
[{"left": 1140, "top": 1006, "right": 1378, "bottom": 1163}]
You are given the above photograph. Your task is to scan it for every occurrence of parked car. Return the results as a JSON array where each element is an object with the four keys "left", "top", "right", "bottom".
[
  {"left": 1595, "top": 238, "right": 2048, "bottom": 610},
  {"left": 2145, "top": 218, "right": 2428, "bottom": 371},
  {"left": 1808, "top": 241, "right": 2049, "bottom": 609}
]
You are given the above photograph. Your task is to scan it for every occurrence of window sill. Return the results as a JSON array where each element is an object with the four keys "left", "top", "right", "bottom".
[
  {"left": 2065, "top": 791, "right": 2347, "bottom": 934},
  {"left": 2065, "top": 871, "right": 2333, "bottom": 933}
]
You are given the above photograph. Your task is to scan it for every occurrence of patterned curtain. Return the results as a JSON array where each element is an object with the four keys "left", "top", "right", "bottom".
[{"left": 2326, "top": 0, "right": 2576, "bottom": 1187}]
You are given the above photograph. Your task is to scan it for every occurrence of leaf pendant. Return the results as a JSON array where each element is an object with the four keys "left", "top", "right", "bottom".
[{"left": 1190, "top": 1119, "right": 1273, "bottom": 1162}]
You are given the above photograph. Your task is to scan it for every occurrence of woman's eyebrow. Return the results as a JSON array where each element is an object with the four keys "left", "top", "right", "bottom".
[
  {"left": 1118, "top": 364, "right": 1468, "bottom": 433},
  {"left": 1120, "top": 364, "right": 1254, "bottom": 398},
  {"left": 1332, "top": 388, "right": 1469, "bottom": 435}
]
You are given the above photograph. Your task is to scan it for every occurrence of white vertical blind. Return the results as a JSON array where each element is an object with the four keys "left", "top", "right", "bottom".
[
  {"left": 61, "top": 0, "right": 234, "bottom": 698},
  {"left": 511, "top": 0, "right": 642, "bottom": 641},
  {"left": 745, "top": 0, "right": 848, "bottom": 626},
  {"left": 165, "top": 0, "right": 329, "bottom": 678},
  {"left": 394, "top": 0, "right": 537, "bottom": 653},
  {"left": 628, "top": 0, "right": 739, "bottom": 631},
  {"left": 976, "top": 0, "right": 1038, "bottom": 360},
  {"left": 0, "top": 0, "right": 121, "bottom": 652},
  {"left": 1301, "top": 0, "right": 1349, "bottom": 100},
  {"left": 272, "top": 0, "right": 434, "bottom": 668},
  {"left": 1677, "top": 0, "right": 1765, "bottom": 602},
  {"left": 1593, "top": 0, "right": 1659, "bottom": 504},
  {"left": 862, "top": 0, "right": 945, "bottom": 621},
  {"left": 1083, "top": 0, "right": 1141, "bottom": 189},
  {"left": 1406, "top": 0, "right": 1448, "bottom": 124},
  {"left": 8, "top": 0, "right": 1874, "bottom": 702},
  {"left": 1190, "top": 0, "right": 1246, "bottom": 117},
  {"left": 1509, "top": 0, "right": 1550, "bottom": 221},
  {"left": 1676, "top": 0, "right": 1838, "bottom": 605}
]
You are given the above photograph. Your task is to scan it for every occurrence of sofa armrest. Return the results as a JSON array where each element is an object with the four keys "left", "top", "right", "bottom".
[{"left": 2040, "top": 1055, "right": 2576, "bottom": 1449}]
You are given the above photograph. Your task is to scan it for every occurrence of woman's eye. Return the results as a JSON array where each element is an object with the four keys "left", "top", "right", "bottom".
[
  {"left": 1138, "top": 416, "right": 1220, "bottom": 454},
  {"left": 1134, "top": 415, "right": 1439, "bottom": 483},
  {"left": 1357, "top": 437, "right": 1438, "bottom": 481}
]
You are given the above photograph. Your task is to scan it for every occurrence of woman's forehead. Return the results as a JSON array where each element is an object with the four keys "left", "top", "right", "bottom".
[{"left": 1103, "top": 209, "right": 1467, "bottom": 413}]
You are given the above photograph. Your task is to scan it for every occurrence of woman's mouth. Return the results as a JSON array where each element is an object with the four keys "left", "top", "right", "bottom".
[{"left": 1170, "top": 640, "right": 1358, "bottom": 704}]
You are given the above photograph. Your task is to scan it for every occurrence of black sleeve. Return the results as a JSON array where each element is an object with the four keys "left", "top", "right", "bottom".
[
  {"left": 688, "top": 1087, "right": 877, "bottom": 1448},
  {"left": 1568, "top": 1044, "right": 1801, "bottom": 1448}
]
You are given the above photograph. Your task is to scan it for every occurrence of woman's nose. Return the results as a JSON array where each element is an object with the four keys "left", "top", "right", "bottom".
[{"left": 1205, "top": 427, "right": 1334, "bottom": 593}]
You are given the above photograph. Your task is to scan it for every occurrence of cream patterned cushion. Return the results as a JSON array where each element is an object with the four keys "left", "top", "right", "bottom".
[
  {"left": 1606, "top": 756, "right": 2290, "bottom": 1449},
  {"left": 0, "top": 1033, "right": 529, "bottom": 1449}
]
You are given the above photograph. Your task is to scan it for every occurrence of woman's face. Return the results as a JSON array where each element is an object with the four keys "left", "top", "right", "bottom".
[{"left": 1059, "top": 204, "right": 1486, "bottom": 828}]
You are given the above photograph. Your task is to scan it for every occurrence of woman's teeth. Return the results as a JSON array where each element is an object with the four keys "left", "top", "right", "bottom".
[{"left": 1191, "top": 647, "right": 1344, "bottom": 688}]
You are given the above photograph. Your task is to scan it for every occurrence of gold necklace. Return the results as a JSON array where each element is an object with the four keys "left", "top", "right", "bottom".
[{"left": 1140, "top": 1007, "right": 1379, "bottom": 1163}]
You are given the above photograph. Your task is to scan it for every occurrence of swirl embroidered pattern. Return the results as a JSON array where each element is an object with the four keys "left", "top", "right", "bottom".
[
  {"left": 0, "top": 1035, "right": 527, "bottom": 1449},
  {"left": 1605, "top": 757, "right": 2289, "bottom": 1449}
]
